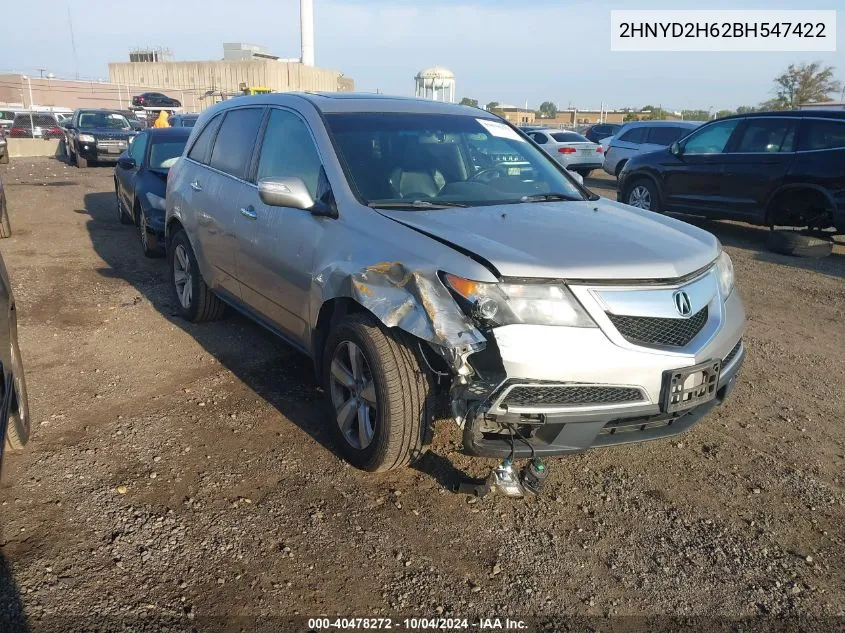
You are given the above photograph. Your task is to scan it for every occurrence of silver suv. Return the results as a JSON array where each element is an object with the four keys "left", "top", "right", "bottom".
[
  {"left": 603, "top": 120, "right": 702, "bottom": 177},
  {"left": 165, "top": 94, "right": 745, "bottom": 472}
]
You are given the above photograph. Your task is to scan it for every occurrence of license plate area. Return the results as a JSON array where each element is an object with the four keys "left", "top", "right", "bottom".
[{"left": 662, "top": 359, "right": 721, "bottom": 413}]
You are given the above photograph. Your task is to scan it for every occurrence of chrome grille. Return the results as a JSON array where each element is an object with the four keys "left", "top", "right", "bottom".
[
  {"left": 607, "top": 306, "right": 708, "bottom": 347},
  {"left": 502, "top": 385, "right": 644, "bottom": 408},
  {"left": 96, "top": 139, "right": 127, "bottom": 149}
]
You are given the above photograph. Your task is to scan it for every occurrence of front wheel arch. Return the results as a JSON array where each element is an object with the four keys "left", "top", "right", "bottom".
[{"left": 624, "top": 174, "right": 662, "bottom": 211}]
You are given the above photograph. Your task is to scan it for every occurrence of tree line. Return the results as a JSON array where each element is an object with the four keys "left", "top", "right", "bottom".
[{"left": 458, "top": 61, "right": 842, "bottom": 121}]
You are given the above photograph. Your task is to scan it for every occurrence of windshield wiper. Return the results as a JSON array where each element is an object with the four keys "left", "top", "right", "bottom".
[
  {"left": 519, "top": 193, "right": 582, "bottom": 203},
  {"left": 368, "top": 200, "right": 467, "bottom": 209}
]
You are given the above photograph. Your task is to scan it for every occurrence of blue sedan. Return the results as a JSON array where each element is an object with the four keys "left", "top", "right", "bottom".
[{"left": 114, "top": 127, "right": 192, "bottom": 257}]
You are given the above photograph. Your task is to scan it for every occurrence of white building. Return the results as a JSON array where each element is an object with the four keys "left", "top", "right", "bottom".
[{"left": 414, "top": 67, "right": 456, "bottom": 103}]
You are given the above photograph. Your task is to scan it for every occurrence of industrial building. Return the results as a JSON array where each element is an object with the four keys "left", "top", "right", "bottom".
[{"left": 1, "top": 0, "right": 352, "bottom": 114}]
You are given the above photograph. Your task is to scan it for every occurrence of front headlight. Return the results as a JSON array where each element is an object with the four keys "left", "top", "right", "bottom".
[
  {"left": 715, "top": 250, "right": 734, "bottom": 299},
  {"left": 78, "top": 133, "right": 95, "bottom": 143},
  {"left": 145, "top": 192, "right": 166, "bottom": 211},
  {"left": 443, "top": 273, "right": 596, "bottom": 328}
]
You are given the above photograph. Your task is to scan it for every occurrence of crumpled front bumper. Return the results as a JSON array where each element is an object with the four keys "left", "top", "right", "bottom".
[{"left": 461, "top": 288, "right": 746, "bottom": 458}]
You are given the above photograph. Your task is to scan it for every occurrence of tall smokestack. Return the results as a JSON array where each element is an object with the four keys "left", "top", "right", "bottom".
[{"left": 300, "top": 0, "right": 315, "bottom": 67}]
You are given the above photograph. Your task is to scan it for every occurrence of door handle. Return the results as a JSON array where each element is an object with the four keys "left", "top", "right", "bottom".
[
  {"left": 240, "top": 205, "right": 257, "bottom": 220},
  {"left": 190, "top": 181, "right": 202, "bottom": 192}
]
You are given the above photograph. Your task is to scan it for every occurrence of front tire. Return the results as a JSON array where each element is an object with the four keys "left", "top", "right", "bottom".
[
  {"left": 115, "top": 183, "right": 133, "bottom": 224},
  {"left": 138, "top": 209, "right": 163, "bottom": 258},
  {"left": 322, "top": 313, "right": 432, "bottom": 472},
  {"left": 5, "top": 338, "right": 31, "bottom": 451},
  {"left": 168, "top": 230, "right": 225, "bottom": 322},
  {"left": 626, "top": 178, "right": 661, "bottom": 212},
  {"left": 0, "top": 192, "right": 11, "bottom": 238},
  {"left": 77, "top": 155, "right": 88, "bottom": 169}
]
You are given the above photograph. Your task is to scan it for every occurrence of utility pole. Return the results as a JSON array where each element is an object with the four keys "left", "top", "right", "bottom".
[{"left": 68, "top": 7, "right": 80, "bottom": 80}]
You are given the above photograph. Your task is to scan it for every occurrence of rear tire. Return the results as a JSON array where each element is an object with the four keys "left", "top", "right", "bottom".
[
  {"left": 168, "top": 229, "right": 225, "bottom": 322},
  {"left": 0, "top": 151, "right": 9, "bottom": 165},
  {"left": 625, "top": 178, "right": 661, "bottom": 212},
  {"left": 322, "top": 313, "right": 432, "bottom": 472},
  {"left": 766, "top": 230, "right": 833, "bottom": 258}
]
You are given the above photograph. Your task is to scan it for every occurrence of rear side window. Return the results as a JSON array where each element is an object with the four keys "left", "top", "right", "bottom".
[
  {"left": 209, "top": 108, "right": 265, "bottom": 179},
  {"left": 530, "top": 132, "right": 548, "bottom": 144},
  {"left": 646, "top": 127, "right": 685, "bottom": 145},
  {"left": 188, "top": 114, "right": 223, "bottom": 164},
  {"left": 618, "top": 127, "right": 647, "bottom": 143},
  {"left": 733, "top": 119, "right": 796, "bottom": 153},
  {"left": 800, "top": 119, "right": 845, "bottom": 151}
]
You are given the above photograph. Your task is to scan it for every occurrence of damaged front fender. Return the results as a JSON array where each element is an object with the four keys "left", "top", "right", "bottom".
[{"left": 315, "top": 260, "right": 486, "bottom": 376}]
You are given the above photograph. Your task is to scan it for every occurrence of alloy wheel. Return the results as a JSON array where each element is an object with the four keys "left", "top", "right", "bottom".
[
  {"left": 328, "top": 341, "right": 377, "bottom": 450},
  {"left": 173, "top": 244, "right": 193, "bottom": 309},
  {"left": 628, "top": 185, "right": 652, "bottom": 210},
  {"left": 139, "top": 212, "right": 149, "bottom": 250}
]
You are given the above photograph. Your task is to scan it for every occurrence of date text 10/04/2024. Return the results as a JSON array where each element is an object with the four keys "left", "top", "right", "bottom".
[{"left": 306, "top": 618, "right": 528, "bottom": 630}]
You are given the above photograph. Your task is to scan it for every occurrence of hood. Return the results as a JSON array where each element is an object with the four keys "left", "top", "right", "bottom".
[{"left": 375, "top": 199, "right": 719, "bottom": 280}]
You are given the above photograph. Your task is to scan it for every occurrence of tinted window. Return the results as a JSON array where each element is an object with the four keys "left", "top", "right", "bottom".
[
  {"left": 256, "top": 109, "right": 323, "bottom": 196},
  {"left": 682, "top": 120, "right": 740, "bottom": 154},
  {"left": 530, "top": 132, "right": 548, "bottom": 144},
  {"left": 209, "top": 108, "right": 264, "bottom": 178},
  {"left": 618, "top": 127, "right": 647, "bottom": 143},
  {"left": 801, "top": 119, "right": 845, "bottom": 150},
  {"left": 129, "top": 132, "right": 148, "bottom": 163},
  {"left": 646, "top": 127, "right": 685, "bottom": 145},
  {"left": 14, "top": 114, "right": 57, "bottom": 127},
  {"left": 552, "top": 132, "right": 589, "bottom": 143},
  {"left": 188, "top": 114, "right": 223, "bottom": 164},
  {"left": 734, "top": 119, "right": 795, "bottom": 153}
]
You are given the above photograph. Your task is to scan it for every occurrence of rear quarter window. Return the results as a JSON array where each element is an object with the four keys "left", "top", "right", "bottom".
[
  {"left": 188, "top": 114, "right": 223, "bottom": 164},
  {"left": 208, "top": 108, "right": 265, "bottom": 179},
  {"left": 800, "top": 119, "right": 845, "bottom": 150},
  {"left": 618, "top": 127, "right": 647, "bottom": 144}
]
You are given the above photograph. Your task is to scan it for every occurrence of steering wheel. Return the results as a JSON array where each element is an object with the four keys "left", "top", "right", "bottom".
[{"left": 470, "top": 164, "right": 510, "bottom": 184}]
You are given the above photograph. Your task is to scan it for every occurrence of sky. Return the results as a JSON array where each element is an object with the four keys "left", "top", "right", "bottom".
[{"left": 1, "top": 0, "right": 843, "bottom": 111}]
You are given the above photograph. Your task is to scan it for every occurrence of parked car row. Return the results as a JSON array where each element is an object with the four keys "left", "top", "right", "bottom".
[
  {"left": 613, "top": 110, "right": 845, "bottom": 257},
  {"left": 102, "top": 93, "right": 746, "bottom": 478}
]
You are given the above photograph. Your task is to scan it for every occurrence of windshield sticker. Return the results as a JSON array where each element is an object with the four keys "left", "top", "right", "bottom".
[{"left": 476, "top": 119, "right": 525, "bottom": 142}]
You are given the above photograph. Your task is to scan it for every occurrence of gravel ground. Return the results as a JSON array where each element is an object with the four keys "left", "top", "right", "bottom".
[{"left": 0, "top": 159, "right": 843, "bottom": 632}]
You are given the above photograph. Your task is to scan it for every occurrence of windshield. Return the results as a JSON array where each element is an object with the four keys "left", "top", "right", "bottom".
[
  {"left": 148, "top": 140, "right": 187, "bottom": 170},
  {"left": 78, "top": 112, "right": 131, "bottom": 130},
  {"left": 325, "top": 113, "right": 585, "bottom": 207}
]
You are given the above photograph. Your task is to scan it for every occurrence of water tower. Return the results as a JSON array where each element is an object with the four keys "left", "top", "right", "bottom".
[{"left": 414, "top": 67, "right": 456, "bottom": 103}]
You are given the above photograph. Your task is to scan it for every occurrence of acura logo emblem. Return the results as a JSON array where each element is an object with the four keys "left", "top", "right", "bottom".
[{"left": 673, "top": 290, "right": 692, "bottom": 316}]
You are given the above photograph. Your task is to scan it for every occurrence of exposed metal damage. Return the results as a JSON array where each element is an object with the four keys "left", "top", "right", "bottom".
[{"left": 317, "top": 261, "right": 488, "bottom": 411}]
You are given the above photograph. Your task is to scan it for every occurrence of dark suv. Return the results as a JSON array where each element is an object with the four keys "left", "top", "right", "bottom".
[
  {"left": 65, "top": 109, "right": 137, "bottom": 168},
  {"left": 583, "top": 123, "right": 622, "bottom": 144},
  {"left": 132, "top": 92, "right": 181, "bottom": 108},
  {"left": 618, "top": 111, "right": 845, "bottom": 256}
]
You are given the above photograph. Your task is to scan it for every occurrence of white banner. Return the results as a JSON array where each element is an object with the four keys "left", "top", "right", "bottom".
[{"left": 610, "top": 10, "right": 837, "bottom": 52}]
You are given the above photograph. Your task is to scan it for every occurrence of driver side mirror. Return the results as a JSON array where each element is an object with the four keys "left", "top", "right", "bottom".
[
  {"left": 670, "top": 141, "right": 682, "bottom": 156},
  {"left": 258, "top": 177, "right": 336, "bottom": 218},
  {"left": 117, "top": 156, "right": 136, "bottom": 170}
]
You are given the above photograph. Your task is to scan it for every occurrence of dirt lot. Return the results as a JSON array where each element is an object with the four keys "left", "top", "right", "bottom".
[{"left": 0, "top": 158, "right": 843, "bottom": 632}]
